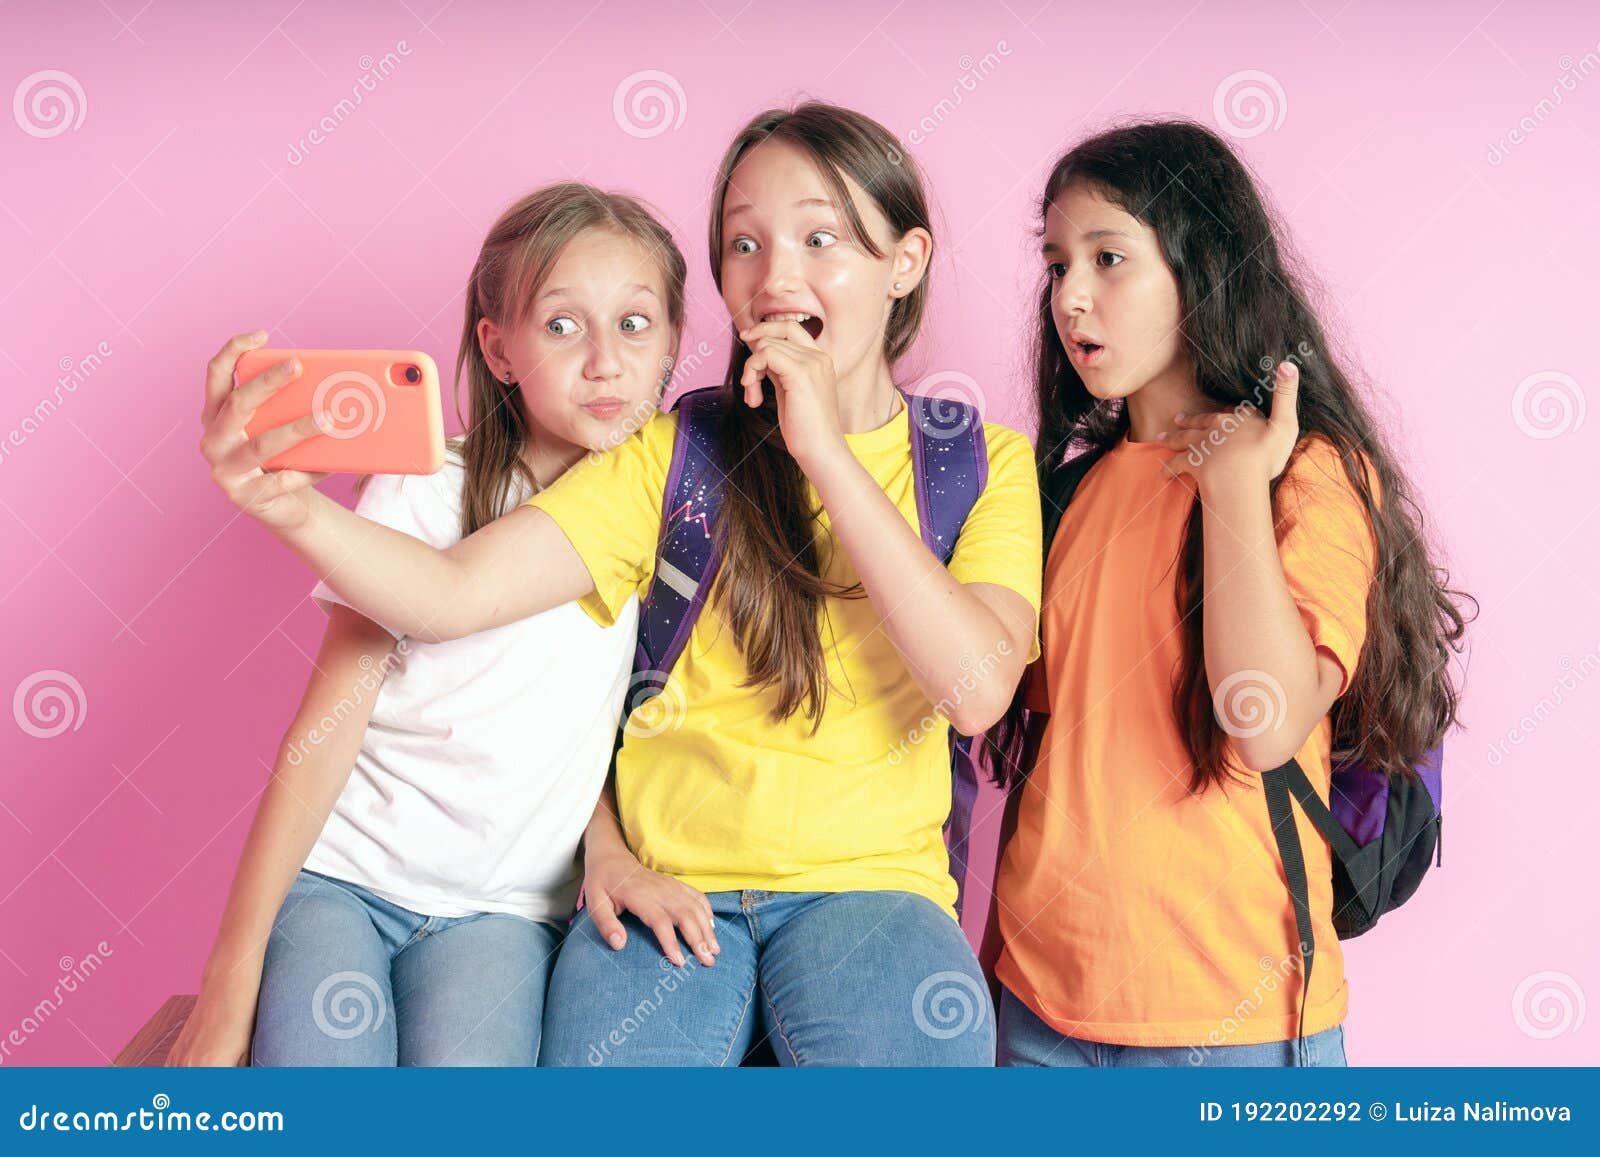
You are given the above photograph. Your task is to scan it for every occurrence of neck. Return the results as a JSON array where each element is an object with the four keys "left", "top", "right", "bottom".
[
  {"left": 833, "top": 358, "right": 902, "bottom": 432},
  {"left": 519, "top": 422, "right": 587, "bottom": 489},
  {"left": 1125, "top": 364, "right": 1207, "bottom": 443}
]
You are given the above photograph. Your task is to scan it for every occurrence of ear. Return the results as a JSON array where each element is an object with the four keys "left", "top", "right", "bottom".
[
  {"left": 661, "top": 332, "right": 682, "bottom": 388},
  {"left": 890, "top": 226, "right": 933, "bottom": 299},
  {"left": 476, "top": 316, "right": 510, "bottom": 381}
]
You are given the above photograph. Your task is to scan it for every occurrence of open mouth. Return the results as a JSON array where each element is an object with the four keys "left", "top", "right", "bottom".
[
  {"left": 760, "top": 311, "right": 824, "bottom": 340},
  {"left": 1069, "top": 338, "right": 1105, "bottom": 365}
]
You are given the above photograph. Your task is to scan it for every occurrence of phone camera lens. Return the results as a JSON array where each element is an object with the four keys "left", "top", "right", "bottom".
[{"left": 405, "top": 365, "right": 421, "bottom": 384}]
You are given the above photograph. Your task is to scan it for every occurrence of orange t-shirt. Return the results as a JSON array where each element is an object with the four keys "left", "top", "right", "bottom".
[{"left": 995, "top": 432, "right": 1377, "bottom": 1048}]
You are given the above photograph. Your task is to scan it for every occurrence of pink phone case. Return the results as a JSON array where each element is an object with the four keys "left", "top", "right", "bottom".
[{"left": 238, "top": 348, "right": 446, "bottom": 475}]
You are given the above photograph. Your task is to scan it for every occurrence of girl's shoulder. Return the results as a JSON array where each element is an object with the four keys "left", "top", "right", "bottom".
[
  {"left": 352, "top": 448, "right": 469, "bottom": 549},
  {"left": 1280, "top": 432, "right": 1381, "bottom": 526},
  {"left": 1284, "top": 433, "right": 1375, "bottom": 496},
  {"left": 976, "top": 417, "right": 1033, "bottom": 465}
]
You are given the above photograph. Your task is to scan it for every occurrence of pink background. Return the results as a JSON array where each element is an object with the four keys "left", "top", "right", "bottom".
[{"left": 3, "top": 0, "right": 1597, "bottom": 1066}]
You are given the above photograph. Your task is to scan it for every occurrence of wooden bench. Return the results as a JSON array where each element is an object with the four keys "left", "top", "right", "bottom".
[{"left": 114, "top": 995, "right": 201, "bottom": 1066}]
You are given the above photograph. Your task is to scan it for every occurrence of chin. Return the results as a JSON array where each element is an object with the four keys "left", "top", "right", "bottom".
[{"left": 1081, "top": 377, "right": 1125, "bottom": 402}]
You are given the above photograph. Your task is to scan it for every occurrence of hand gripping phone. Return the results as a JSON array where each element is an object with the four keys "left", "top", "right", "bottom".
[{"left": 237, "top": 348, "right": 446, "bottom": 474}]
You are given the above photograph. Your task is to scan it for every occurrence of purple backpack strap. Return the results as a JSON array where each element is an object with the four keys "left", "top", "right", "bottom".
[
  {"left": 902, "top": 387, "right": 988, "bottom": 920},
  {"left": 630, "top": 388, "right": 728, "bottom": 707}
]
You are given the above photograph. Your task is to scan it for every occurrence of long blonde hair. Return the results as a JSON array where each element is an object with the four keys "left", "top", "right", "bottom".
[{"left": 357, "top": 183, "right": 687, "bottom": 536}]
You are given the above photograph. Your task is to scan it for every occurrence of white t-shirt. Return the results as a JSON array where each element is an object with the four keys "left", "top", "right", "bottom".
[{"left": 302, "top": 449, "right": 638, "bottom": 924}]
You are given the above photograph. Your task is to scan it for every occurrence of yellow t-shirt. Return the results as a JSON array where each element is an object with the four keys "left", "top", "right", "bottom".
[{"left": 525, "top": 398, "right": 1042, "bottom": 917}]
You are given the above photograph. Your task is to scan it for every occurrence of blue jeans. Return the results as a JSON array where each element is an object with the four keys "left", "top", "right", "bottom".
[
  {"left": 997, "top": 985, "right": 1347, "bottom": 1067},
  {"left": 539, "top": 889, "right": 995, "bottom": 1066},
  {"left": 251, "top": 869, "right": 563, "bottom": 1066}
]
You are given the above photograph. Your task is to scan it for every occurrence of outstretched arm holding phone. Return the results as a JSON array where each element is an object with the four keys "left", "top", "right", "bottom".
[{"left": 202, "top": 331, "right": 592, "bottom": 643}]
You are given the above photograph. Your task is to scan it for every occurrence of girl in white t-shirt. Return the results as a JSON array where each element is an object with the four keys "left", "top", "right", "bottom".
[{"left": 170, "top": 184, "right": 700, "bottom": 1066}]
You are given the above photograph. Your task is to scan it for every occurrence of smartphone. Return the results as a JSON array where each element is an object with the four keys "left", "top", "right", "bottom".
[{"left": 237, "top": 348, "right": 446, "bottom": 475}]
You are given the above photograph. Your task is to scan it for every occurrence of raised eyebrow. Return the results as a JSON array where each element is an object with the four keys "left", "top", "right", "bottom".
[
  {"left": 723, "top": 196, "right": 837, "bottom": 224},
  {"left": 536, "top": 283, "right": 661, "bottom": 303}
]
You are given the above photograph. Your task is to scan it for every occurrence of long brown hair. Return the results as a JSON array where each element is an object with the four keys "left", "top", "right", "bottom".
[
  {"left": 987, "top": 119, "right": 1472, "bottom": 792},
  {"left": 706, "top": 102, "right": 932, "bottom": 729},
  {"left": 358, "top": 183, "right": 687, "bottom": 536}
]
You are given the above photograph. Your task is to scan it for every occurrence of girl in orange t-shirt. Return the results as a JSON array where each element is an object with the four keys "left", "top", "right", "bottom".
[{"left": 981, "top": 120, "right": 1470, "bottom": 1067}]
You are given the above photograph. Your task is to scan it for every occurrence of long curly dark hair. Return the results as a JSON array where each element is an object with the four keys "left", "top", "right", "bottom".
[{"left": 985, "top": 118, "right": 1472, "bottom": 792}]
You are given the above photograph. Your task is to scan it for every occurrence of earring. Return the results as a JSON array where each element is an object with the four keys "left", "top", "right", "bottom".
[
  {"left": 503, "top": 370, "right": 513, "bottom": 385},
  {"left": 893, "top": 281, "right": 903, "bottom": 292}
]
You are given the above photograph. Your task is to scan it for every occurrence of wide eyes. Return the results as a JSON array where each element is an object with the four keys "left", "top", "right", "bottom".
[
  {"left": 545, "top": 313, "right": 654, "bottom": 337},
  {"left": 1047, "top": 251, "right": 1125, "bottom": 278},
  {"left": 728, "top": 230, "right": 840, "bottom": 255}
]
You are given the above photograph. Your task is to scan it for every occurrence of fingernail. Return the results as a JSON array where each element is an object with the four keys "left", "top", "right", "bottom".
[
  {"left": 1173, "top": 411, "right": 1186, "bottom": 421},
  {"left": 608, "top": 932, "right": 624, "bottom": 949},
  {"left": 250, "top": 330, "right": 268, "bottom": 343}
]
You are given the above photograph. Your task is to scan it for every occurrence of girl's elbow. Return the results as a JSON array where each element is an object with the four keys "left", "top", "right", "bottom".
[
  {"left": 1233, "top": 730, "right": 1310, "bottom": 773},
  {"left": 948, "top": 688, "right": 1010, "bottom": 736}
]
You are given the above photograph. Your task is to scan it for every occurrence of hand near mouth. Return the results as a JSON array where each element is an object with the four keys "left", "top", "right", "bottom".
[{"left": 736, "top": 317, "right": 848, "bottom": 472}]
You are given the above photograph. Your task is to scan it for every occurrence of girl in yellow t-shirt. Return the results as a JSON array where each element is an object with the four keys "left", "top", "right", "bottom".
[
  {"left": 982, "top": 120, "right": 1470, "bottom": 1067},
  {"left": 199, "top": 102, "right": 1042, "bottom": 1066}
]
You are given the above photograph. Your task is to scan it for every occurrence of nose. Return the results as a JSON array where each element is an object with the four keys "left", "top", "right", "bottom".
[
  {"left": 758, "top": 240, "right": 804, "bottom": 300},
  {"left": 583, "top": 327, "right": 623, "bottom": 382},
  {"left": 1054, "top": 266, "right": 1093, "bottom": 319}
]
